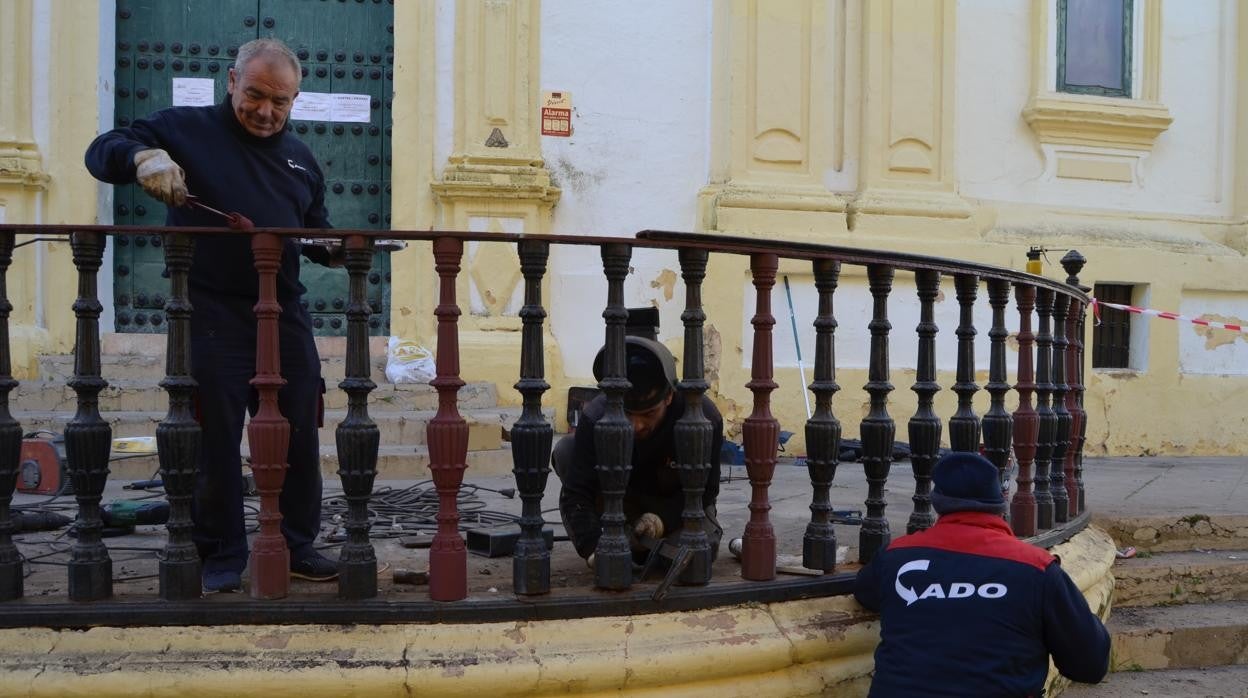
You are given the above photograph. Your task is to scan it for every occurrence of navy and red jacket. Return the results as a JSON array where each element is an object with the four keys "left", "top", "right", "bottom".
[{"left": 853, "top": 512, "right": 1110, "bottom": 697}]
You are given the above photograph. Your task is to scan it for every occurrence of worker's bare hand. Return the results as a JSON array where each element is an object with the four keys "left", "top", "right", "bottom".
[
  {"left": 133, "top": 148, "right": 188, "bottom": 207},
  {"left": 633, "top": 512, "right": 664, "bottom": 540}
]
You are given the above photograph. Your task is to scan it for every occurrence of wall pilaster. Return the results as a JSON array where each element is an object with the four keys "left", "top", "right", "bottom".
[
  {"left": 0, "top": 0, "right": 48, "bottom": 213},
  {"left": 432, "top": 0, "right": 561, "bottom": 397},
  {"left": 849, "top": 0, "right": 972, "bottom": 230},
  {"left": 699, "top": 0, "right": 848, "bottom": 239}
]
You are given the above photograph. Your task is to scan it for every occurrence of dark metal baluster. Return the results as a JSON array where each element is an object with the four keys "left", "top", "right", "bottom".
[
  {"left": 907, "top": 269, "right": 941, "bottom": 534},
  {"left": 949, "top": 274, "right": 981, "bottom": 452},
  {"left": 429, "top": 237, "right": 469, "bottom": 601},
  {"left": 337, "top": 235, "right": 380, "bottom": 599},
  {"left": 1063, "top": 297, "right": 1082, "bottom": 519},
  {"left": 594, "top": 242, "right": 634, "bottom": 590},
  {"left": 1034, "top": 288, "right": 1056, "bottom": 530},
  {"left": 512, "top": 240, "right": 553, "bottom": 595},
  {"left": 804, "top": 259, "right": 842, "bottom": 571},
  {"left": 1011, "top": 284, "right": 1038, "bottom": 537},
  {"left": 675, "top": 248, "right": 713, "bottom": 585},
  {"left": 248, "top": 231, "right": 291, "bottom": 600},
  {"left": 67, "top": 231, "right": 113, "bottom": 601},
  {"left": 982, "top": 279, "right": 1014, "bottom": 518},
  {"left": 1062, "top": 251, "right": 1089, "bottom": 515},
  {"left": 1050, "top": 293, "right": 1071, "bottom": 523},
  {"left": 859, "top": 264, "right": 895, "bottom": 564},
  {"left": 0, "top": 232, "right": 21, "bottom": 601},
  {"left": 157, "top": 232, "right": 200, "bottom": 600},
  {"left": 742, "top": 252, "right": 780, "bottom": 581}
]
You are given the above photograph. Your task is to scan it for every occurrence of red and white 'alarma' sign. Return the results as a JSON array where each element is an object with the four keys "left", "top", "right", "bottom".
[{"left": 541, "top": 91, "right": 572, "bottom": 137}]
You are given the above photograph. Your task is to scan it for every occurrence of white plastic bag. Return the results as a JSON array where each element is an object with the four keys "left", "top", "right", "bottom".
[{"left": 385, "top": 337, "right": 436, "bottom": 384}]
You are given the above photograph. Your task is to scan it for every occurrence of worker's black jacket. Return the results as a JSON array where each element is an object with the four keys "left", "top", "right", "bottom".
[
  {"left": 84, "top": 98, "right": 331, "bottom": 303},
  {"left": 559, "top": 395, "right": 723, "bottom": 558},
  {"left": 854, "top": 512, "right": 1111, "bottom": 697}
]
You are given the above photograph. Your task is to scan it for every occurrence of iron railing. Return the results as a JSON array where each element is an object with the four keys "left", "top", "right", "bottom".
[{"left": 0, "top": 224, "right": 1091, "bottom": 627}]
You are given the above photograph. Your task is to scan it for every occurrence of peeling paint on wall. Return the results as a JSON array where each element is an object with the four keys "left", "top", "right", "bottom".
[
  {"left": 650, "top": 268, "right": 677, "bottom": 302},
  {"left": 1193, "top": 314, "right": 1248, "bottom": 350}
]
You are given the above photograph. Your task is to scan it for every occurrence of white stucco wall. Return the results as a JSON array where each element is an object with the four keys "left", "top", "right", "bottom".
[
  {"left": 540, "top": 0, "right": 712, "bottom": 378},
  {"left": 1178, "top": 290, "right": 1248, "bottom": 375},
  {"left": 956, "top": 0, "right": 1235, "bottom": 217}
]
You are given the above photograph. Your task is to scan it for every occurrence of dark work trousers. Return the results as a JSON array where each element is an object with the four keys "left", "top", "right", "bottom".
[{"left": 190, "top": 290, "right": 324, "bottom": 574}]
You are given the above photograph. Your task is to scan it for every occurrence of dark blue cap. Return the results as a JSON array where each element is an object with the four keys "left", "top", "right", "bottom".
[{"left": 930, "top": 451, "right": 1006, "bottom": 515}]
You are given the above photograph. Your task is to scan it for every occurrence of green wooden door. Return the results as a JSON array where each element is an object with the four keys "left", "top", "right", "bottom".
[{"left": 111, "top": 0, "right": 394, "bottom": 336}]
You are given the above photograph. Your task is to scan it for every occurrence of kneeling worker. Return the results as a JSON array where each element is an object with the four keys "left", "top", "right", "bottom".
[
  {"left": 854, "top": 451, "right": 1110, "bottom": 697},
  {"left": 555, "top": 337, "right": 724, "bottom": 566}
]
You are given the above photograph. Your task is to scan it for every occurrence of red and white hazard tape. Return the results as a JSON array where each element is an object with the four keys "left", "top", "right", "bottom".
[{"left": 1090, "top": 298, "right": 1246, "bottom": 333}]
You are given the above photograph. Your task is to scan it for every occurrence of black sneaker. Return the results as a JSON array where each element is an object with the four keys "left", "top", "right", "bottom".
[{"left": 290, "top": 552, "right": 339, "bottom": 582}]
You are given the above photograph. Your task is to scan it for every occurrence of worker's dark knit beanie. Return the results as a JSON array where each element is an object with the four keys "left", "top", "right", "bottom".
[{"left": 930, "top": 452, "right": 1006, "bottom": 515}]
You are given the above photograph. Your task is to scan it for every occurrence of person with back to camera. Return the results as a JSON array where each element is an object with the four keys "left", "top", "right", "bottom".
[
  {"left": 554, "top": 337, "right": 724, "bottom": 567},
  {"left": 85, "top": 37, "right": 342, "bottom": 593},
  {"left": 853, "top": 451, "right": 1110, "bottom": 697}
]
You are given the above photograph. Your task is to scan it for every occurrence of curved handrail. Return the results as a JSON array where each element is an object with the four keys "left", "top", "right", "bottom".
[{"left": 0, "top": 223, "right": 1088, "bottom": 301}]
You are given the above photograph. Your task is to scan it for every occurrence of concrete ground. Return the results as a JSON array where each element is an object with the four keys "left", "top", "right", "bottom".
[{"left": 11, "top": 454, "right": 1244, "bottom": 598}]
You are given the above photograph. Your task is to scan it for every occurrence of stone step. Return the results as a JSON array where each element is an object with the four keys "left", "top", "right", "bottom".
[
  {"left": 1060, "top": 665, "right": 1248, "bottom": 697},
  {"left": 1107, "top": 601, "right": 1248, "bottom": 671},
  {"left": 1095, "top": 514, "right": 1248, "bottom": 553},
  {"left": 1113, "top": 549, "right": 1248, "bottom": 608},
  {"left": 12, "top": 406, "right": 551, "bottom": 450},
  {"left": 12, "top": 379, "right": 501, "bottom": 413},
  {"left": 97, "top": 444, "right": 518, "bottom": 483}
]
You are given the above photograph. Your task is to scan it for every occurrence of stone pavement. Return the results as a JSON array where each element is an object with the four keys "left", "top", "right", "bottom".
[{"left": 11, "top": 454, "right": 1243, "bottom": 598}]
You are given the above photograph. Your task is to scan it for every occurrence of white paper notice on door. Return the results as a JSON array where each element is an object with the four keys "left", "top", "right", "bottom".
[
  {"left": 290, "top": 92, "right": 372, "bottom": 123},
  {"left": 171, "top": 78, "right": 215, "bottom": 107},
  {"left": 291, "top": 92, "right": 333, "bottom": 121},
  {"left": 330, "top": 93, "right": 372, "bottom": 123}
]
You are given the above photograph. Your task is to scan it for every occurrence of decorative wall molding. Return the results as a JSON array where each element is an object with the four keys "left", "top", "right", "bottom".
[
  {"left": 1023, "top": 95, "right": 1173, "bottom": 151},
  {"left": 1025, "top": 0, "right": 1171, "bottom": 184},
  {"left": 852, "top": 0, "right": 970, "bottom": 222},
  {"left": 0, "top": 141, "right": 48, "bottom": 190},
  {"left": 701, "top": 0, "right": 847, "bottom": 236}
]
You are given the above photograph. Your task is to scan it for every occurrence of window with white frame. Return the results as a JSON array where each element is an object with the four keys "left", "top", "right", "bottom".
[{"left": 1057, "top": 0, "right": 1133, "bottom": 97}]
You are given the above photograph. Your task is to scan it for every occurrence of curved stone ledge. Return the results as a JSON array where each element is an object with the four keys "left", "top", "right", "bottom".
[{"left": 0, "top": 526, "right": 1117, "bottom": 698}]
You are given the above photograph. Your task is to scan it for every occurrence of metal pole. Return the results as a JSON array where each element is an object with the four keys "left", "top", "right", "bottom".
[{"left": 783, "top": 276, "right": 812, "bottom": 420}]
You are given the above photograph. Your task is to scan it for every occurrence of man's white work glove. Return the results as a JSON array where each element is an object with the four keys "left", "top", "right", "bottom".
[
  {"left": 133, "top": 148, "right": 187, "bottom": 207},
  {"left": 633, "top": 512, "right": 664, "bottom": 540}
]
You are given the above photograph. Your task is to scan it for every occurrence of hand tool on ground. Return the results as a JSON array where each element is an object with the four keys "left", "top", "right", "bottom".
[
  {"left": 636, "top": 536, "right": 693, "bottom": 602},
  {"left": 11, "top": 511, "right": 73, "bottom": 533}
]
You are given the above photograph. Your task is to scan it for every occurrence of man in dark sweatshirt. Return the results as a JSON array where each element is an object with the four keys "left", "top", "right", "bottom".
[
  {"left": 854, "top": 451, "right": 1110, "bottom": 697},
  {"left": 85, "top": 38, "right": 339, "bottom": 593},
  {"left": 555, "top": 337, "right": 724, "bottom": 567}
]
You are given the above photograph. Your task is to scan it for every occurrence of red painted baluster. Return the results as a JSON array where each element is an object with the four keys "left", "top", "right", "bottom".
[
  {"left": 428, "top": 237, "right": 468, "bottom": 601},
  {"left": 248, "top": 231, "right": 291, "bottom": 600},
  {"left": 1011, "top": 284, "right": 1038, "bottom": 537},
  {"left": 742, "top": 253, "right": 779, "bottom": 581}
]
